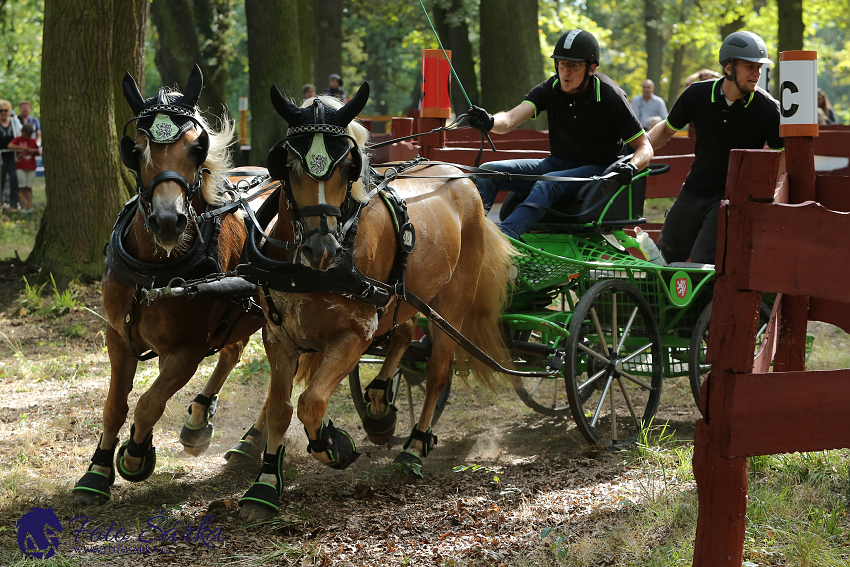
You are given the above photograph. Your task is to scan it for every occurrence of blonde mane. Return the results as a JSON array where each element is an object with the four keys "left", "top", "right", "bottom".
[{"left": 301, "top": 95, "right": 370, "bottom": 202}]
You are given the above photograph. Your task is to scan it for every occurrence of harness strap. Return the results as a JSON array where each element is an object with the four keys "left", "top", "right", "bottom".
[
  {"left": 124, "top": 286, "right": 158, "bottom": 361},
  {"left": 403, "top": 427, "right": 437, "bottom": 457},
  {"left": 403, "top": 290, "right": 558, "bottom": 378},
  {"left": 188, "top": 393, "right": 218, "bottom": 421}
]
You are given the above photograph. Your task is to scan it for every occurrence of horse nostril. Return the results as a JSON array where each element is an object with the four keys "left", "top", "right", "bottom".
[
  {"left": 175, "top": 214, "right": 188, "bottom": 233},
  {"left": 147, "top": 216, "right": 161, "bottom": 235}
]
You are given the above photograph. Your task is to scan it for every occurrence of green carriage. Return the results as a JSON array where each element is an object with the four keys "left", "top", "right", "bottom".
[{"left": 351, "top": 164, "right": 717, "bottom": 447}]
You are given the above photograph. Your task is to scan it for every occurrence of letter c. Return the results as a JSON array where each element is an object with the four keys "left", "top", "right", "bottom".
[{"left": 780, "top": 81, "right": 799, "bottom": 118}]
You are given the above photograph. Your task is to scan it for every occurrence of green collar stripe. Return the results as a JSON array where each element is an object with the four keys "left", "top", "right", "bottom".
[
  {"left": 595, "top": 76, "right": 601, "bottom": 102},
  {"left": 522, "top": 100, "right": 538, "bottom": 119},
  {"left": 711, "top": 78, "right": 755, "bottom": 107},
  {"left": 710, "top": 78, "right": 722, "bottom": 103}
]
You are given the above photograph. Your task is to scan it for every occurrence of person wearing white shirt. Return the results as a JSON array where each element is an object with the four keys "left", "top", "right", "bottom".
[{"left": 631, "top": 80, "right": 668, "bottom": 129}]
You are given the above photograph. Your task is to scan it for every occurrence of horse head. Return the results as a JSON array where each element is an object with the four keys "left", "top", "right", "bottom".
[
  {"left": 120, "top": 65, "right": 220, "bottom": 255},
  {"left": 267, "top": 83, "right": 370, "bottom": 271}
]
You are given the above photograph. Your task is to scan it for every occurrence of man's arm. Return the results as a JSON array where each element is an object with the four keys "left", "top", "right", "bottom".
[
  {"left": 646, "top": 120, "right": 677, "bottom": 152},
  {"left": 627, "top": 133, "right": 653, "bottom": 171},
  {"left": 490, "top": 102, "right": 536, "bottom": 135},
  {"left": 7, "top": 141, "right": 26, "bottom": 150}
]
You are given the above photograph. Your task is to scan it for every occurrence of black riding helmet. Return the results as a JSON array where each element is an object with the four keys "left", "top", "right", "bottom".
[
  {"left": 550, "top": 29, "right": 599, "bottom": 92},
  {"left": 718, "top": 31, "right": 772, "bottom": 93}
]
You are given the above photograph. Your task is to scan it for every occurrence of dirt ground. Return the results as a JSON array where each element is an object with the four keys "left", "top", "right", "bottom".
[{"left": 0, "top": 260, "right": 703, "bottom": 566}]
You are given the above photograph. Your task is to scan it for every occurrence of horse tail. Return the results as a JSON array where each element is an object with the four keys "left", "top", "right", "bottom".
[{"left": 457, "top": 219, "right": 517, "bottom": 387}]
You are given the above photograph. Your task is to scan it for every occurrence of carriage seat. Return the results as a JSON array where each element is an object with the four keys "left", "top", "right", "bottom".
[{"left": 498, "top": 155, "right": 646, "bottom": 231}]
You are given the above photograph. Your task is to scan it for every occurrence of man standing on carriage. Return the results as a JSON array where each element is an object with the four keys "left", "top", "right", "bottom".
[
  {"left": 467, "top": 28, "right": 653, "bottom": 240},
  {"left": 646, "top": 31, "right": 783, "bottom": 264}
]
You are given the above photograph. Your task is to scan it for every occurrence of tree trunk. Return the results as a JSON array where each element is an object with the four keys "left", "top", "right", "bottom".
[
  {"left": 776, "top": 0, "right": 804, "bottom": 97},
  {"left": 112, "top": 0, "right": 148, "bottom": 199},
  {"left": 644, "top": 0, "right": 664, "bottom": 88},
  {"left": 246, "top": 0, "right": 302, "bottom": 161},
  {"left": 667, "top": 44, "right": 687, "bottom": 106},
  {"left": 31, "top": 0, "right": 136, "bottom": 284},
  {"left": 195, "top": 0, "right": 236, "bottom": 113},
  {"left": 480, "top": 0, "right": 542, "bottom": 120},
  {"left": 298, "top": 0, "right": 314, "bottom": 87},
  {"left": 150, "top": 0, "right": 229, "bottom": 115},
  {"left": 433, "top": 0, "right": 479, "bottom": 112},
  {"left": 314, "top": 0, "right": 342, "bottom": 93}
]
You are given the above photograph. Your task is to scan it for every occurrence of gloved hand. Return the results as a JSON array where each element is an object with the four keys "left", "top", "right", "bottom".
[
  {"left": 466, "top": 105, "right": 495, "bottom": 132},
  {"left": 612, "top": 161, "right": 639, "bottom": 186}
]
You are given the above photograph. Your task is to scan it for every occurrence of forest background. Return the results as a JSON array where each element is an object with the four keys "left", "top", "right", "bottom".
[
  {"left": 2, "top": 0, "right": 849, "bottom": 130},
  {"left": 0, "top": 0, "right": 848, "bottom": 284}
]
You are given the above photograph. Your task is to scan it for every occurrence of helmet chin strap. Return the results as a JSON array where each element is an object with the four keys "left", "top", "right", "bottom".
[
  {"left": 726, "top": 60, "right": 748, "bottom": 98},
  {"left": 577, "top": 65, "right": 591, "bottom": 92}
]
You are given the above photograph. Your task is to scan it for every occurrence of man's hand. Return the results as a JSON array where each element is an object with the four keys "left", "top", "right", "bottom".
[
  {"left": 466, "top": 106, "right": 495, "bottom": 132},
  {"left": 612, "top": 161, "right": 639, "bottom": 186}
]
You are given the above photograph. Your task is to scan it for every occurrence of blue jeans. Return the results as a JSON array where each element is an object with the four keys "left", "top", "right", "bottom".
[{"left": 475, "top": 156, "right": 605, "bottom": 239}]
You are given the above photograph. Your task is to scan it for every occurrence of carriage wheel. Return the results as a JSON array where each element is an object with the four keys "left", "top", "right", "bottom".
[
  {"left": 688, "top": 301, "right": 771, "bottom": 408},
  {"left": 565, "top": 279, "right": 663, "bottom": 447},
  {"left": 349, "top": 353, "right": 451, "bottom": 445},
  {"left": 509, "top": 330, "right": 571, "bottom": 418}
]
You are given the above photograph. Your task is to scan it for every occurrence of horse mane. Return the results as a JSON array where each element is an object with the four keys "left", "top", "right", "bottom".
[
  {"left": 139, "top": 88, "right": 235, "bottom": 207},
  {"left": 302, "top": 95, "right": 370, "bottom": 202}
]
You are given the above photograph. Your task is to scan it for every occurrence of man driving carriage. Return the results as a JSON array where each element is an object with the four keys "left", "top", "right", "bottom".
[
  {"left": 647, "top": 31, "right": 783, "bottom": 264},
  {"left": 467, "top": 29, "right": 653, "bottom": 240}
]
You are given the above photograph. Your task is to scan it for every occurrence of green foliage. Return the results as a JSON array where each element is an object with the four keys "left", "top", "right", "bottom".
[
  {"left": 18, "top": 275, "right": 46, "bottom": 312},
  {"left": 43, "top": 273, "right": 79, "bottom": 316},
  {"left": 453, "top": 463, "right": 501, "bottom": 483},
  {"left": 0, "top": 0, "right": 44, "bottom": 113}
]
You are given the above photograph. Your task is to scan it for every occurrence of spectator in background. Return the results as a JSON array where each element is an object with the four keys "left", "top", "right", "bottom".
[
  {"left": 646, "top": 116, "right": 663, "bottom": 130},
  {"left": 631, "top": 79, "right": 668, "bottom": 129},
  {"left": 0, "top": 99, "right": 21, "bottom": 210},
  {"left": 9, "top": 123, "right": 38, "bottom": 213},
  {"left": 684, "top": 69, "right": 721, "bottom": 88},
  {"left": 302, "top": 84, "right": 316, "bottom": 105},
  {"left": 18, "top": 100, "right": 41, "bottom": 146},
  {"left": 323, "top": 74, "right": 346, "bottom": 101},
  {"left": 818, "top": 88, "right": 837, "bottom": 125}
]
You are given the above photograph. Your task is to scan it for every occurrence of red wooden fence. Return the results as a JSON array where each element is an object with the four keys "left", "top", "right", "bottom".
[{"left": 692, "top": 146, "right": 850, "bottom": 565}]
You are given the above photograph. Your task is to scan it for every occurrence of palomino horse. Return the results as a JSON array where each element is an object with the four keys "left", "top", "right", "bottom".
[
  {"left": 237, "top": 84, "right": 514, "bottom": 520},
  {"left": 72, "top": 66, "right": 267, "bottom": 505}
]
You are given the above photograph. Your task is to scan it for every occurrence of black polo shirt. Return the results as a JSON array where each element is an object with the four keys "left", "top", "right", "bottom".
[
  {"left": 524, "top": 74, "right": 644, "bottom": 167},
  {"left": 666, "top": 78, "right": 783, "bottom": 197}
]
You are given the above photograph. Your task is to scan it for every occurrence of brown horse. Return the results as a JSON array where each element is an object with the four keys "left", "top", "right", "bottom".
[
  {"left": 72, "top": 67, "right": 268, "bottom": 505},
  {"left": 237, "top": 84, "right": 515, "bottom": 520}
]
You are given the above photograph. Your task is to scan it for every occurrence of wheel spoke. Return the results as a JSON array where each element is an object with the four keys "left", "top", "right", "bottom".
[
  {"left": 590, "top": 307, "right": 610, "bottom": 357},
  {"left": 578, "top": 341, "right": 611, "bottom": 365},
  {"left": 620, "top": 342, "right": 654, "bottom": 364},
  {"left": 616, "top": 306, "right": 640, "bottom": 356},
  {"left": 610, "top": 375, "right": 618, "bottom": 441},
  {"left": 590, "top": 375, "right": 614, "bottom": 427},
  {"left": 611, "top": 293, "right": 618, "bottom": 355},
  {"left": 617, "top": 375, "right": 640, "bottom": 427},
  {"left": 577, "top": 366, "right": 609, "bottom": 395},
  {"left": 527, "top": 377, "right": 546, "bottom": 397},
  {"left": 617, "top": 369, "right": 654, "bottom": 391}
]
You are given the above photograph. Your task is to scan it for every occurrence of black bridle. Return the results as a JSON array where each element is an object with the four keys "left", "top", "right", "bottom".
[
  {"left": 119, "top": 106, "right": 210, "bottom": 232},
  {"left": 272, "top": 100, "right": 366, "bottom": 255}
]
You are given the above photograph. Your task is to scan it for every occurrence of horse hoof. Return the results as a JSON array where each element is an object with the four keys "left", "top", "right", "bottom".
[
  {"left": 362, "top": 404, "right": 397, "bottom": 445},
  {"left": 72, "top": 470, "right": 114, "bottom": 505},
  {"left": 180, "top": 421, "right": 214, "bottom": 457},
  {"left": 307, "top": 420, "right": 361, "bottom": 470},
  {"left": 116, "top": 425, "right": 156, "bottom": 483},
  {"left": 238, "top": 482, "right": 280, "bottom": 521},
  {"left": 238, "top": 500, "right": 276, "bottom": 522},
  {"left": 224, "top": 425, "right": 267, "bottom": 464}
]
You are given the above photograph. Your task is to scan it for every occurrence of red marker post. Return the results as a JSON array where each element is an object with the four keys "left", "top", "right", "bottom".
[{"left": 419, "top": 49, "right": 451, "bottom": 158}]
